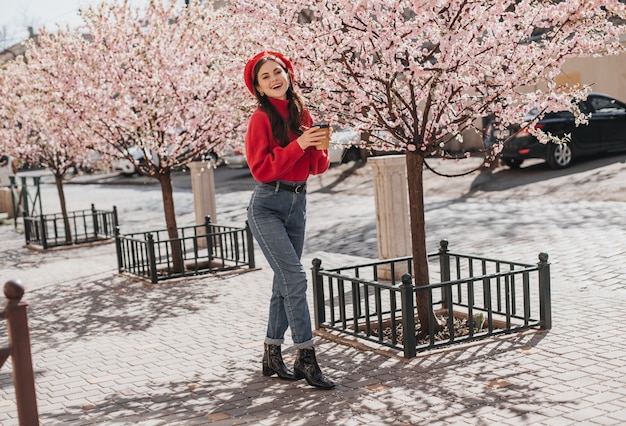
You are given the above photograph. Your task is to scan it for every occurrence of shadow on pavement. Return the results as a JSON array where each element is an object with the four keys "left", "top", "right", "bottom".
[
  {"left": 50, "top": 330, "right": 555, "bottom": 424},
  {"left": 467, "top": 153, "right": 626, "bottom": 195},
  {"left": 26, "top": 275, "right": 218, "bottom": 349}
]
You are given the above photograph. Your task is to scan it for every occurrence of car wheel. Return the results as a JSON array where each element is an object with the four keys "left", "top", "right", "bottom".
[
  {"left": 343, "top": 147, "right": 362, "bottom": 163},
  {"left": 207, "top": 151, "right": 223, "bottom": 167},
  {"left": 502, "top": 158, "right": 523, "bottom": 168},
  {"left": 547, "top": 142, "right": 573, "bottom": 169}
]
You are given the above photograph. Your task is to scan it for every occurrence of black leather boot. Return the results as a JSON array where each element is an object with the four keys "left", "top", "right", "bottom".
[
  {"left": 293, "top": 347, "right": 335, "bottom": 389},
  {"left": 262, "top": 344, "right": 296, "bottom": 380}
]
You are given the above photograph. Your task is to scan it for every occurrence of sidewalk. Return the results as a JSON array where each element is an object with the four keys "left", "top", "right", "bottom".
[{"left": 1, "top": 161, "right": 625, "bottom": 425}]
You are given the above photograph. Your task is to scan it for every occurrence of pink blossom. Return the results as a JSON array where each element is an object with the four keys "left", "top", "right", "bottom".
[
  {"left": 237, "top": 0, "right": 624, "bottom": 153},
  {"left": 0, "top": 0, "right": 267, "bottom": 239}
]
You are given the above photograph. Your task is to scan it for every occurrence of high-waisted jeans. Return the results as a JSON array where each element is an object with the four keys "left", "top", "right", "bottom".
[{"left": 247, "top": 182, "right": 314, "bottom": 349}]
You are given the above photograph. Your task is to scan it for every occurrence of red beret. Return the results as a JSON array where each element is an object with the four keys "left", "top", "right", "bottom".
[{"left": 243, "top": 51, "right": 295, "bottom": 96}]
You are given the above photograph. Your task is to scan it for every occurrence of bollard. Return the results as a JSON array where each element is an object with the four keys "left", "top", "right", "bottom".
[{"left": 3, "top": 280, "right": 40, "bottom": 425}]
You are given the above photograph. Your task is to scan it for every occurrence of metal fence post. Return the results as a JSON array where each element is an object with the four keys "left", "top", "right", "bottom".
[
  {"left": 91, "top": 204, "right": 99, "bottom": 238},
  {"left": 147, "top": 233, "right": 158, "bottom": 284},
  {"left": 311, "top": 258, "right": 325, "bottom": 329},
  {"left": 112, "top": 206, "right": 119, "bottom": 229},
  {"left": 40, "top": 214, "right": 48, "bottom": 250},
  {"left": 538, "top": 252, "right": 551, "bottom": 330},
  {"left": 114, "top": 227, "right": 123, "bottom": 273},
  {"left": 204, "top": 216, "right": 214, "bottom": 266},
  {"left": 19, "top": 177, "right": 29, "bottom": 218},
  {"left": 245, "top": 220, "right": 255, "bottom": 269},
  {"left": 400, "top": 274, "right": 417, "bottom": 358},
  {"left": 4, "top": 280, "right": 40, "bottom": 425},
  {"left": 9, "top": 176, "right": 19, "bottom": 228},
  {"left": 23, "top": 216, "right": 31, "bottom": 245},
  {"left": 439, "top": 239, "right": 451, "bottom": 309}
]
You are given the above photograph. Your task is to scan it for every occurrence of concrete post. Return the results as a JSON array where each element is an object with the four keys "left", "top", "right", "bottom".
[
  {"left": 369, "top": 155, "right": 411, "bottom": 280},
  {"left": 189, "top": 161, "right": 217, "bottom": 249},
  {"left": 0, "top": 188, "right": 13, "bottom": 218}
]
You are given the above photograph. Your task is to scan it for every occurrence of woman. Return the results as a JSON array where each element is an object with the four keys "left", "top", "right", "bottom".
[{"left": 243, "top": 51, "right": 335, "bottom": 389}]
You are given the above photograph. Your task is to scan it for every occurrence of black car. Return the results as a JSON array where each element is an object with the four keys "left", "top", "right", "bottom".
[{"left": 487, "top": 93, "right": 626, "bottom": 169}]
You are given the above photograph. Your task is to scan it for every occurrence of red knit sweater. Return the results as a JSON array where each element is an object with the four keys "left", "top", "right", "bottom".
[{"left": 245, "top": 97, "right": 330, "bottom": 183}]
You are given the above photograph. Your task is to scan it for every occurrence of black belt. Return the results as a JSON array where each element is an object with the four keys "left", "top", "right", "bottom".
[{"left": 265, "top": 181, "right": 307, "bottom": 193}]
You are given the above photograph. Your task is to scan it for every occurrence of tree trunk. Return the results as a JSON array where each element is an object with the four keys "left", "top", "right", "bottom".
[
  {"left": 54, "top": 173, "right": 72, "bottom": 243},
  {"left": 405, "top": 150, "right": 443, "bottom": 336},
  {"left": 157, "top": 171, "right": 184, "bottom": 273}
]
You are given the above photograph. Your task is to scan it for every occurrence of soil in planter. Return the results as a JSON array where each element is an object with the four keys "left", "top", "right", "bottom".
[
  {"left": 372, "top": 315, "right": 486, "bottom": 346},
  {"left": 154, "top": 259, "right": 242, "bottom": 277}
]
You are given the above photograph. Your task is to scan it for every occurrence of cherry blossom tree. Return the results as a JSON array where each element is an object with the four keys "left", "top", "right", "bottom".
[
  {"left": 0, "top": 54, "right": 101, "bottom": 242},
  {"left": 4, "top": 0, "right": 262, "bottom": 268},
  {"left": 237, "top": 0, "right": 626, "bottom": 334},
  {"left": 68, "top": 0, "right": 249, "bottom": 211}
]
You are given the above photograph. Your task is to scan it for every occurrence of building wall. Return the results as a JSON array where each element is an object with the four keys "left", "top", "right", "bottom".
[{"left": 558, "top": 50, "right": 626, "bottom": 101}]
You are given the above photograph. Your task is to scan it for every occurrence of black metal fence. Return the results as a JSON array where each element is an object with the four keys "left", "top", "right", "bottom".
[
  {"left": 115, "top": 216, "right": 255, "bottom": 283},
  {"left": 311, "top": 240, "right": 551, "bottom": 358},
  {"left": 24, "top": 204, "right": 118, "bottom": 249}
]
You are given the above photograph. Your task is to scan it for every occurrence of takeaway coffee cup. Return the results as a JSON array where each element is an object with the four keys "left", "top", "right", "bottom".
[{"left": 313, "top": 123, "right": 330, "bottom": 150}]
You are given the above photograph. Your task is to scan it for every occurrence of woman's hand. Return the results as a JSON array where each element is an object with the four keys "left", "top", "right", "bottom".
[{"left": 296, "top": 126, "right": 331, "bottom": 150}]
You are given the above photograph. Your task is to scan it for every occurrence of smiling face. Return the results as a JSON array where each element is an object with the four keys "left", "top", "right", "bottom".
[{"left": 254, "top": 59, "right": 291, "bottom": 100}]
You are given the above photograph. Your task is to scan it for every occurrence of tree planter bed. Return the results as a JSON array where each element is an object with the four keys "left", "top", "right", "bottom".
[
  {"left": 115, "top": 217, "right": 255, "bottom": 283},
  {"left": 366, "top": 308, "right": 509, "bottom": 348},
  {"left": 24, "top": 204, "right": 118, "bottom": 250},
  {"left": 311, "top": 240, "right": 551, "bottom": 358}
]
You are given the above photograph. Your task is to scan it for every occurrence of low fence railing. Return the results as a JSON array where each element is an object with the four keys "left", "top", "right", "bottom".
[
  {"left": 115, "top": 216, "right": 255, "bottom": 283},
  {"left": 0, "top": 280, "right": 39, "bottom": 425},
  {"left": 24, "top": 204, "right": 118, "bottom": 249},
  {"left": 311, "top": 240, "right": 551, "bottom": 358}
]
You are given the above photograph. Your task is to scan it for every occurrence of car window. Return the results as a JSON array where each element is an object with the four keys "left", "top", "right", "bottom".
[{"left": 590, "top": 97, "right": 626, "bottom": 114}]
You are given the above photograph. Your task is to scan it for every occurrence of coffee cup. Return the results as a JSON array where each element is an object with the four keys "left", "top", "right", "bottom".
[{"left": 313, "top": 123, "right": 330, "bottom": 150}]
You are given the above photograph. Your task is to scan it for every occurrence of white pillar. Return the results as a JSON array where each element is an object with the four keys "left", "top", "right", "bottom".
[
  {"left": 369, "top": 155, "right": 411, "bottom": 279},
  {"left": 188, "top": 160, "right": 217, "bottom": 226},
  {"left": 0, "top": 187, "right": 14, "bottom": 218}
]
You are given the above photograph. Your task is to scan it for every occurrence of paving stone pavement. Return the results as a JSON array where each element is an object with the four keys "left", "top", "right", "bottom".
[{"left": 0, "top": 160, "right": 625, "bottom": 425}]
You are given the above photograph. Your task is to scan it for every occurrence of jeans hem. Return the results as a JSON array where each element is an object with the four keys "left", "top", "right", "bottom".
[
  {"left": 264, "top": 337, "right": 285, "bottom": 346},
  {"left": 293, "top": 339, "right": 315, "bottom": 350}
]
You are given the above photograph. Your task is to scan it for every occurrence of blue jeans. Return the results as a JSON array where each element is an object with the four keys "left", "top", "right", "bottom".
[{"left": 247, "top": 182, "right": 314, "bottom": 349}]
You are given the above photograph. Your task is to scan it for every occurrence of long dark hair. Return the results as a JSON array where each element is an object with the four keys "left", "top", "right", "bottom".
[{"left": 252, "top": 56, "right": 305, "bottom": 147}]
